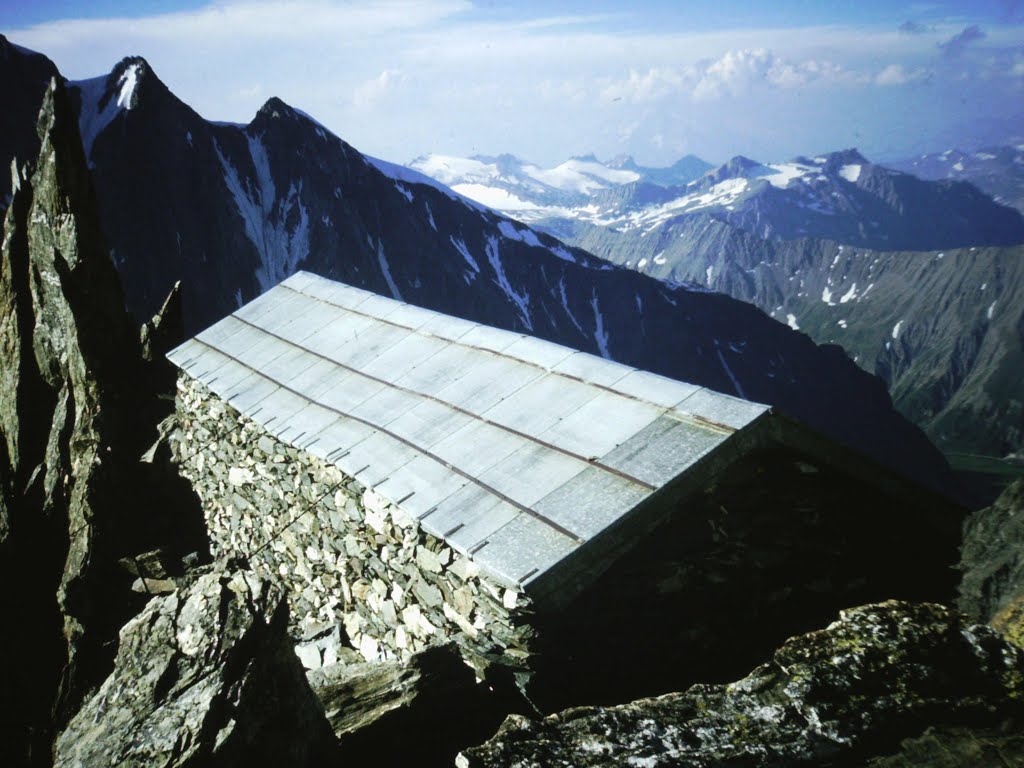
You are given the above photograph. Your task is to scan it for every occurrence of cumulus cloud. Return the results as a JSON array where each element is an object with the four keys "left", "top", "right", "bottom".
[
  {"left": 600, "top": 49, "right": 845, "bottom": 104},
  {"left": 938, "top": 25, "right": 986, "bottom": 59}
]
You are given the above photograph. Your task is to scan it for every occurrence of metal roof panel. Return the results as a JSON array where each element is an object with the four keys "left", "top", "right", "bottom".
[{"left": 167, "top": 272, "right": 770, "bottom": 596}]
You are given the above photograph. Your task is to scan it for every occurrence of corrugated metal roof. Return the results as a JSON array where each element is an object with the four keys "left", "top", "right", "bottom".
[{"left": 168, "top": 271, "right": 770, "bottom": 597}]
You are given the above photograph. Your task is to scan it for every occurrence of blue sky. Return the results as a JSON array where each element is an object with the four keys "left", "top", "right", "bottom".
[{"left": 3, "top": 1, "right": 1023, "bottom": 166}]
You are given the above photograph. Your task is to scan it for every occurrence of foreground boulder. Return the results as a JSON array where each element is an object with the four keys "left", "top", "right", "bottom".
[
  {"left": 458, "top": 601, "right": 1024, "bottom": 767},
  {"left": 55, "top": 568, "right": 337, "bottom": 767},
  {"left": 960, "top": 479, "right": 1024, "bottom": 647}
]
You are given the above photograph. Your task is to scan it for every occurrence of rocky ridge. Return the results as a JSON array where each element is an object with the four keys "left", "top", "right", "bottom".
[{"left": 458, "top": 601, "right": 1024, "bottom": 767}]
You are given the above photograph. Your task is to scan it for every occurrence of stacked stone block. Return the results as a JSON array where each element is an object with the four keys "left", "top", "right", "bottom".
[{"left": 172, "top": 375, "right": 534, "bottom": 676}]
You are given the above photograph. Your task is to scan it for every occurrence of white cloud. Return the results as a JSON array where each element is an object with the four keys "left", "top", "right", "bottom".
[
  {"left": 352, "top": 69, "right": 407, "bottom": 109},
  {"left": 598, "top": 49, "right": 847, "bottom": 105},
  {"left": 875, "top": 63, "right": 929, "bottom": 85}
]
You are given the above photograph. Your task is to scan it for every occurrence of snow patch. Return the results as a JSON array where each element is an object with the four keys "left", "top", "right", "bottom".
[
  {"left": 377, "top": 241, "right": 403, "bottom": 301},
  {"left": 821, "top": 286, "right": 835, "bottom": 305},
  {"left": 786, "top": 313, "right": 800, "bottom": 330},
  {"left": 394, "top": 183, "right": 414, "bottom": 203},
  {"left": 838, "top": 164, "right": 862, "bottom": 183},
  {"left": 453, "top": 183, "right": 535, "bottom": 211},
  {"left": 215, "top": 134, "right": 310, "bottom": 292},
  {"left": 761, "top": 162, "right": 813, "bottom": 188},
  {"left": 590, "top": 290, "right": 611, "bottom": 358},
  {"left": 117, "top": 63, "right": 141, "bottom": 108},
  {"left": 715, "top": 343, "right": 746, "bottom": 398},
  {"left": 74, "top": 71, "right": 133, "bottom": 162},
  {"left": 987, "top": 301, "right": 997, "bottom": 320},
  {"left": 839, "top": 282, "right": 858, "bottom": 303},
  {"left": 185, "top": 131, "right": 193, "bottom": 147},
  {"left": 485, "top": 237, "right": 532, "bottom": 330},
  {"left": 892, "top": 320, "right": 903, "bottom": 339},
  {"left": 525, "top": 157, "right": 639, "bottom": 194},
  {"left": 425, "top": 203, "right": 437, "bottom": 232},
  {"left": 558, "top": 278, "right": 583, "bottom": 332},
  {"left": 450, "top": 237, "right": 480, "bottom": 279},
  {"left": 497, "top": 220, "right": 544, "bottom": 248},
  {"left": 653, "top": 251, "right": 667, "bottom": 266}
]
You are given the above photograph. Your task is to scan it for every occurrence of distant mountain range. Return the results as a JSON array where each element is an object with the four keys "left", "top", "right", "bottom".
[
  {"left": 409, "top": 145, "right": 1024, "bottom": 459},
  {"left": 888, "top": 145, "right": 1024, "bottom": 214},
  {"left": 0, "top": 36, "right": 953, "bottom": 493},
  {"left": 414, "top": 147, "right": 1024, "bottom": 252},
  {"left": 407, "top": 152, "right": 712, "bottom": 215}
]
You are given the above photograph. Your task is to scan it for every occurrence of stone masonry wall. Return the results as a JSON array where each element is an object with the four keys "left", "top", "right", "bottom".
[{"left": 171, "top": 374, "right": 534, "bottom": 677}]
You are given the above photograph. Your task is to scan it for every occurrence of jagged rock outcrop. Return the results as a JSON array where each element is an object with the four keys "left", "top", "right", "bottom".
[
  {"left": 0, "top": 79, "right": 206, "bottom": 766},
  {"left": 54, "top": 568, "right": 337, "bottom": 767},
  {"left": 960, "top": 480, "right": 1024, "bottom": 647},
  {"left": 457, "top": 601, "right": 1024, "bottom": 767},
  {"left": 0, "top": 35, "right": 61, "bottom": 211}
]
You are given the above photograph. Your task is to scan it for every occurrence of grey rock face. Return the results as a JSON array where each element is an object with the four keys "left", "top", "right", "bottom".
[
  {"left": 0, "top": 78, "right": 207, "bottom": 765},
  {"left": 960, "top": 479, "right": 1024, "bottom": 647},
  {"left": 458, "top": 601, "right": 1024, "bottom": 767},
  {"left": 0, "top": 76, "right": 142, "bottom": 763},
  {"left": 55, "top": 569, "right": 337, "bottom": 768}
]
